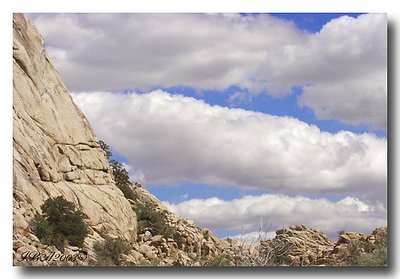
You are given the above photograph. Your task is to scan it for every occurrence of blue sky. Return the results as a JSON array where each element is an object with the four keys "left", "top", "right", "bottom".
[
  {"left": 30, "top": 13, "right": 387, "bottom": 238},
  {"left": 271, "top": 13, "right": 363, "bottom": 32}
]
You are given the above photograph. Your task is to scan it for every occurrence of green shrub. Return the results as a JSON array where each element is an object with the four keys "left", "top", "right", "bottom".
[
  {"left": 356, "top": 246, "right": 387, "bottom": 266},
  {"left": 93, "top": 235, "right": 131, "bottom": 266},
  {"left": 135, "top": 202, "right": 176, "bottom": 238},
  {"left": 209, "top": 253, "right": 234, "bottom": 266},
  {"left": 138, "top": 255, "right": 164, "bottom": 266},
  {"left": 118, "top": 182, "right": 137, "bottom": 201},
  {"left": 99, "top": 140, "right": 112, "bottom": 159},
  {"left": 99, "top": 140, "right": 138, "bottom": 201},
  {"left": 109, "top": 159, "right": 137, "bottom": 201},
  {"left": 30, "top": 196, "right": 88, "bottom": 251}
]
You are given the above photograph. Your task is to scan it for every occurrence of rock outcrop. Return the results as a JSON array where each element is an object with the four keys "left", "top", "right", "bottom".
[
  {"left": 257, "top": 225, "right": 387, "bottom": 266},
  {"left": 258, "top": 224, "right": 335, "bottom": 266},
  {"left": 13, "top": 13, "right": 137, "bottom": 265},
  {"left": 120, "top": 182, "right": 230, "bottom": 266}
]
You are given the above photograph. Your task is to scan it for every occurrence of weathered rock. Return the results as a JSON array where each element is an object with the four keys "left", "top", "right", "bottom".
[
  {"left": 131, "top": 182, "right": 230, "bottom": 265},
  {"left": 150, "top": 235, "right": 165, "bottom": 246},
  {"left": 138, "top": 243, "right": 158, "bottom": 259},
  {"left": 258, "top": 224, "right": 335, "bottom": 266},
  {"left": 13, "top": 13, "right": 137, "bottom": 266}
]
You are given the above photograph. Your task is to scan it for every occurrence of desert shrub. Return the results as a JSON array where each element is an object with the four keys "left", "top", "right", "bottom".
[
  {"left": 209, "top": 253, "right": 234, "bottom": 266},
  {"left": 30, "top": 196, "right": 88, "bottom": 251},
  {"left": 135, "top": 202, "right": 176, "bottom": 238},
  {"left": 138, "top": 255, "right": 164, "bottom": 266},
  {"left": 342, "top": 239, "right": 374, "bottom": 265},
  {"left": 99, "top": 140, "right": 137, "bottom": 201},
  {"left": 99, "top": 140, "right": 112, "bottom": 159},
  {"left": 93, "top": 235, "right": 131, "bottom": 266},
  {"left": 356, "top": 245, "right": 387, "bottom": 266},
  {"left": 109, "top": 160, "right": 129, "bottom": 186},
  {"left": 118, "top": 182, "right": 137, "bottom": 201},
  {"left": 109, "top": 159, "right": 137, "bottom": 201},
  {"left": 338, "top": 238, "right": 387, "bottom": 266}
]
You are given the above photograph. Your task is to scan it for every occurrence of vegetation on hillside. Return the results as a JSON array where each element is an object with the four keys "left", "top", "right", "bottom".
[
  {"left": 30, "top": 196, "right": 88, "bottom": 251},
  {"left": 135, "top": 201, "right": 177, "bottom": 239},
  {"left": 99, "top": 140, "right": 137, "bottom": 201},
  {"left": 99, "top": 140, "right": 176, "bottom": 240},
  {"left": 93, "top": 234, "right": 131, "bottom": 266}
]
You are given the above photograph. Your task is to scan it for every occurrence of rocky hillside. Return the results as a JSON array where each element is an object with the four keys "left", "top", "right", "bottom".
[{"left": 12, "top": 13, "right": 387, "bottom": 267}]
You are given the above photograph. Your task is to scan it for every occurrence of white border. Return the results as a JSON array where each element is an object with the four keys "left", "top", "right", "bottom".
[{"left": 1, "top": 1, "right": 398, "bottom": 278}]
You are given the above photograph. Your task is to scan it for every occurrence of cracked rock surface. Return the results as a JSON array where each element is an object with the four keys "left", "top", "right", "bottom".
[{"left": 13, "top": 13, "right": 137, "bottom": 263}]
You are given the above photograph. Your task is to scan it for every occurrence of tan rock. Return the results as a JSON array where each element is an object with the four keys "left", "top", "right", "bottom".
[{"left": 13, "top": 13, "right": 137, "bottom": 266}]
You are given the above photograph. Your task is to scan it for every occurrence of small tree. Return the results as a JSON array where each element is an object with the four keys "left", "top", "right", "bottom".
[
  {"left": 99, "top": 140, "right": 112, "bottom": 159},
  {"left": 99, "top": 140, "right": 137, "bottom": 201},
  {"left": 135, "top": 202, "right": 176, "bottom": 238},
  {"left": 109, "top": 160, "right": 137, "bottom": 201},
  {"left": 30, "top": 196, "right": 88, "bottom": 251}
]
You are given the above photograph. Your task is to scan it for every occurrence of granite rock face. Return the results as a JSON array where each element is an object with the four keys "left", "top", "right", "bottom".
[{"left": 13, "top": 13, "right": 137, "bottom": 264}]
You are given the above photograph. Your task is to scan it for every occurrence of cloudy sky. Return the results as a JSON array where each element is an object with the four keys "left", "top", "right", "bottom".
[{"left": 28, "top": 13, "right": 387, "bottom": 240}]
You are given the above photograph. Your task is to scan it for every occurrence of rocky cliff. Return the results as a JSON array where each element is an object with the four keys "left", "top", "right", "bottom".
[{"left": 13, "top": 13, "right": 137, "bottom": 264}]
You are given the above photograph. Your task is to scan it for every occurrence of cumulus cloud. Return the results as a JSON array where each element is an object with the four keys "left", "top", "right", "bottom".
[
  {"left": 29, "top": 13, "right": 386, "bottom": 128},
  {"left": 164, "top": 194, "right": 387, "bottom": 238},
  {"left": 71, "top": 90, "right": 387, "bottom": 203}
]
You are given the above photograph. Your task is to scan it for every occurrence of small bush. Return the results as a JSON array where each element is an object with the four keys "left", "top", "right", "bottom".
[
  {"left": 118, "top": 182, "right": 137, "bottom": 201},
  {"left": 135, "top": 202, "right": 176, "bottom": 238},
  {"left": 356, "top": 246, "right": 387, "bottom": 266},
  {"left": 99, "top": 140, "right": 112, "bottom": 159},
  {"left": 209, "top": 253, "right": 234, "bottom": 266},
  {"left": 109, "top": 160, "right": 137, "bottom": 201},
  {"left": 30, "top": 196, "right": 88, "bottom": 251},
  {"left": 138, "top": 255, "right": 164, "bottom": 266},
  {"left": 93, "top": 235, "right": 131, "bottom": 266}
]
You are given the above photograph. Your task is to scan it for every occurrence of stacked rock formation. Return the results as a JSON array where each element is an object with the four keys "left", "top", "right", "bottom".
[
  {"left": 257, "top": 224, "right": 335, "bottom": 266},
  {"left": 257, "top": 225, "right": 387, "bottom": 266}
]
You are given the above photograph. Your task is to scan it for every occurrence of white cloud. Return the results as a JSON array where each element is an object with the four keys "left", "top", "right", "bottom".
[
  {"left": 164, "top": 194, "right": 387, "bottom": 238},
  {"left": 229, "top": 231, "right": 276, "bottom": 245},
  {"left": 29, "top": 13, "right": 386, "bottom": 128},
  {"left": 71, "top": 90, "right": 387, "bottom": 203},
  {"left": 122, "top": 162, "right": 145, "bottom": 184},
  {"left": 337, "top": 196, "right": 370, "bottom": 212}
]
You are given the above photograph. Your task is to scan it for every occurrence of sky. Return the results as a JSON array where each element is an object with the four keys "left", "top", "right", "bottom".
[{"left": 27, "top": 13, "right": 387, "bottom": 240}]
